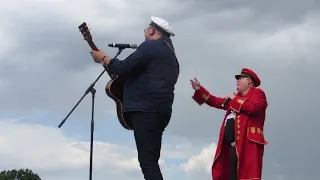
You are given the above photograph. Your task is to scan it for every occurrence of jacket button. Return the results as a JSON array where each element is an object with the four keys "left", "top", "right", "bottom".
[{"left": 257, "top": 128, "right": 261, "bottom": 134}]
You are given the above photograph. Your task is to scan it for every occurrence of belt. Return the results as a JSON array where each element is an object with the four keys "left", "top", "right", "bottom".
[{"left": 230, "top": 142, "right": 235, "bottom": 147}]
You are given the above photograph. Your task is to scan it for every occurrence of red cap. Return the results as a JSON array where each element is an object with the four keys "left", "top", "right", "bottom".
[{"left": 235, "top": 68, "right": 261, "bottom": 87}]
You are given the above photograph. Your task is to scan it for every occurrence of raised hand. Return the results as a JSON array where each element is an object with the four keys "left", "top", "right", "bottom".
[{"left": 190, "top": 77, "right": 201, "bottom": 90}]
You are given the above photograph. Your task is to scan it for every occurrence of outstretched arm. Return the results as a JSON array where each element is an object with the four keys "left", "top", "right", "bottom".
[
  {"left": 229, "top": 88, "right": 268, "bottom": 115},
  {"left": 192, "top": 86, "right": 228, "bottom": 110}
]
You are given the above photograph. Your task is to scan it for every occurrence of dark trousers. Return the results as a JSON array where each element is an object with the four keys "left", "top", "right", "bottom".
[
  {"left": 124, "top": 111, "right": 170, "bottom": 180},
  {"left": 230, "top": 146, "right": 238, "bottom": 180}
]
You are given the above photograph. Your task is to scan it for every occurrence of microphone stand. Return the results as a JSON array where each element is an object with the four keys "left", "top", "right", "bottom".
[{"left": 58, "top": 47, "right": 125, "bottom": 180}]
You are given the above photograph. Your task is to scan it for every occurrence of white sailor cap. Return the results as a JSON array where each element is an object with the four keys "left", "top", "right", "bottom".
[{"left": 149, "top": 16, "right": 175, "bottom": 37}]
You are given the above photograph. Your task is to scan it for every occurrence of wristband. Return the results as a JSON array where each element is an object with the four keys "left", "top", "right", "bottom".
[{"left": 101, "top": 56, "right": 106, "bottom": 65}]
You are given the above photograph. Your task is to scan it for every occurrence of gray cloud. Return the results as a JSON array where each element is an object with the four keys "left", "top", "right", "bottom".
[
  {"left": 172, "top": 0, "right": 320, "bottom": 35},
  {"left": 185, "top": 0, "right": 319, "bottom": 20}
]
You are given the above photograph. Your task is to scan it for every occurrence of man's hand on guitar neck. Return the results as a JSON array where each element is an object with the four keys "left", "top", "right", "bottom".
[{"left": 90, "top": 50, "right": 111, "bottom": 64}]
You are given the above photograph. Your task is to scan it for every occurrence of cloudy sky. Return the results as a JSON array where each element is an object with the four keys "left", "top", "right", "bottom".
[{"left": 0, "top": 0, "right": 319, "bottom": 179}]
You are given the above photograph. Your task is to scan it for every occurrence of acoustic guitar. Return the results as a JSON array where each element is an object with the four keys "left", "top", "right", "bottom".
[{"left": 78, "top": 22, "right": 133, "bottom": 130}]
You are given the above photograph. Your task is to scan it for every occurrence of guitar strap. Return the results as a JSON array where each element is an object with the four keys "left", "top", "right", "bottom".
[{"left": 163, "top": 40, "right": 180, "bottom": 76}]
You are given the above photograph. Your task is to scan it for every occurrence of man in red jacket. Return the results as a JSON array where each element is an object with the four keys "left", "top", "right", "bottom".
[{"left": 190, "top": 68, "right": 268, "bottom": 180}]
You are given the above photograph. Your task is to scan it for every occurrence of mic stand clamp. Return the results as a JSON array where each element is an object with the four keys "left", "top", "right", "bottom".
[{"left": 57, "top": 47, "right": 125, "bottom": 180}]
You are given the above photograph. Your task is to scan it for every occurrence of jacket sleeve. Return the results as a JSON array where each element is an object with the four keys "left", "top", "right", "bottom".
[
  {"left": 192, "top": 86, "right": 228, "bottom": 110},
  {"left": 230, "top": 88, "right": 268, "bottom": 115},
  {"left": 107, "top": 41, "right": 154, "bottom": 78}
]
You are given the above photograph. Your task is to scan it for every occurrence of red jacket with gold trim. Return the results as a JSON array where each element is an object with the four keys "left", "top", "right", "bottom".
[{"left": 192, "top": 86, "right": 268, "bottom": 180}]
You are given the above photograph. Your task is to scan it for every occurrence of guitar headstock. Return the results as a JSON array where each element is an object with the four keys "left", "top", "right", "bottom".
[{"left": 78, "top": 22, "right": 92, "bottom": 42}]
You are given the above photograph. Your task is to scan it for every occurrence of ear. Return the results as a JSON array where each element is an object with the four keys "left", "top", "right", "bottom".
[
  {"left": 149, "top": 27, "right": 156, "bottom": 36},
  {"left": 248, "top": 78, "right": 256, "bottom": 86}
]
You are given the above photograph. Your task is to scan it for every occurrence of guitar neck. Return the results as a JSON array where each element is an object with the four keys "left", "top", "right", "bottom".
[{"left": 87, "top": 40, "right": 99, "bottom": 51}]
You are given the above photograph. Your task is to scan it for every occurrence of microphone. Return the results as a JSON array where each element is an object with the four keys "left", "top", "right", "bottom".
[
  {"left": 221, "top": 92, "right": 236, "bottom": 107},
  {"left": 108, "top": 43, "right": 137, "bottom": 49},
  {"left": 221, "top": 98, "right": 231, "bottom": 107}
]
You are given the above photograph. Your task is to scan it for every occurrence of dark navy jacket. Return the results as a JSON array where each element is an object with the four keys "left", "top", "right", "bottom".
[{"left": 107, "top": 36, "right": 179, "bottom": 116}]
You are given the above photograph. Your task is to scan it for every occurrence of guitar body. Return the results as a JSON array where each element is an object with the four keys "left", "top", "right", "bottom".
[
  {"left": 78, "top": 22, "right": 133, "bottom": 130},
  {"left": 105, "top": 76, "right": 133, "bottom": 130}
]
